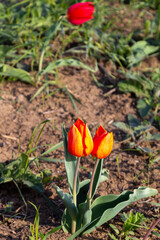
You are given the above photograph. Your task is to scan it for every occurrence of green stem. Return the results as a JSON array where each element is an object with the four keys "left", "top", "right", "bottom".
[
  {"left": 72, "top": 219, "right": 76, "bottom": 234},
  {"left": 88, "top": 158, "right": 99, "bottom": 207},
  {"left": 13, "top": 179, "right": 28, "bottom": 219},
  {"left": 72, "top": 157, "right": 80, "bottom": 234}
]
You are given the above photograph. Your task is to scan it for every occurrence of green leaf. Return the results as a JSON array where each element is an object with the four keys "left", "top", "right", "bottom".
[
  {"left": 128, "top": 41, "right": 159, "bottom": 66},
  {"left": 0, "top": 45, "right": 13, "bottom": 58},
  {"left": 109, "top": 224, "right": 120, "bottom": 234},
  {"left": 80, "top": 202, "right": 92, "bottom": 226},
  {"left": 113, "top": 122, "right": 134, "bottom": 137},
  {"left": 122, "top": 212, "right": 146, "bottom": 233},
  {"left": 43, "top": 18, "right": 62, "bottom": 48},
  {"left": 86, "top": 187, "right": 157, "bottom": 234},
  {"left": 64, "top": 87, "right": 79, "bottom": 113},
  {"left": 38, "top": 157, "right": 63, "bottom": 163},
  {"left": 40, "top": 141, "right": 63, "bottom": 156},
  {"left": 29, "top": 202, "right": 40, "bottom": 240},
  {"left": 43, "top": 226, "right": 61, "bottom": 240},
  {"left": 128, "top": 114, "right": 141, "bottom": 128},
  {"left": 41, "top": 58, "right": 96, "bottom": 75},
  {"left": 149, "top": 133, "right": 160, "bottom": 141},
  {"left": 26, "top": 120, "right": 50, "bottom": 155},
  {"left": 0, "top": 153, "right": 44, "bottom": 194},
  {"left": 0, "top": 153, "right": 28, "bottom": 183},
  {"left": 63, "top": 165, "right": 109, "bottom": 232},
  {"left": 152, "top": 232, "right": 160, "bottom": 237},
  {"left": 91, "top": 159, "right": 104, "bottom": 199},
  {"left": 77, "top": 179, "right": 90, "bottom": 205},
  {"left": 62, "top": 125, "right": 79, "bottom": 194},
  {"left": 23, "top": 174, "right": 44, "bottom": 193},
  {"left": 62, "top": 208, "right": 72, "bottom": 233},
  {"left": 108, "top": 233, "right": 118, "bottom": 240},
  {"left": 137, "top": 99, "right": 152, "bottom": 118},
  {"left": 135, "top": 146, "right": 150, "bottom": 154},
  {"left": 152, "top": 156, "right": 160, "bottom": 163},
  {"left": 134, "top": 125, "right": 152, "bottom": 137},
  {"left": 66, "top": 187, "right": 157, "bottom": 238},
  {"left": 30, "top": 83, "right": 48, "bottom": 101},
  {"left": 118, "top": 80, "right": 149, "bottom": 97},
  {"left": 0, "top": 64, "right": 34, "bottom": 84},
  {"left": 77, "top": 169, "right": 109, "bottom": 206},
  {"left": 54, "top": 185, "right": 78, "bottom": 221},
  {"left": 99, "top": 168, "right": 109, "bottom": 183}
]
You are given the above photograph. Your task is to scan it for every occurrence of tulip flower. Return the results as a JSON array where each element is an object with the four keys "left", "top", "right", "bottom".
[
  {"left": 68, "top": 118, "right": 93, "bottom": 157},
  {"left": 92, "top": 125, "right": 113, "bottom": 159},
  {"left": 67, "top": 2, "right": 95, "bottom": 25}
]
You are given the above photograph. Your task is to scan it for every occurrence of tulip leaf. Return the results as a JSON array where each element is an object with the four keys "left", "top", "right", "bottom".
[
  {"left": 83, "top": 208, "right": 92, "bottom": 226},
  {"left": 100, "top": 168, "right": 109, "bottom": 182},
  {"left": 80, "top": 201, "right": 92, "bottom": 226},
  {"left": 62, "top": 199, "right": 92, "bottom": 233},
  {"left": 62, "top": 125, "right": 79, "bottom": 195},
  {"left": 77, "top": 179, "right": 90, "bottom": 205},
  {"left": 91, "top": 159, "right": 103, "bottom": 199},
  {"left": 54, "top": 185, "right": 78, "bottom": 221},
  {"left": 77, "top": 168, "right": 109, "bottom": 205},
  {"left": 65, "top": 187, "right": 157, "bottom": 239},
  {"left": 62, "top": 208, "right": 72, "bottom": 233}
]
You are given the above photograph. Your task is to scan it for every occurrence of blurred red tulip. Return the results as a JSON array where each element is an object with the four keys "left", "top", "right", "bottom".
[
  {"left": 92, "top": 125, "right": 113, "bottom": 159},
  {"left": 68, "top": 118, "right": 93, "bottom": 157},
  {"left": 67, "top": 2, "right": 95, "bottom": 25}
]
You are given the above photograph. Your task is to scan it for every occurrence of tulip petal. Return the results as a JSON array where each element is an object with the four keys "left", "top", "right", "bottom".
[
  {"left": 67, "top": 2, "right": 95, "bottom": 25},
  {"left": 68, "top": 125, "right": 83, "bottom": 157},
  {"left": 93, "top": 125, "right": 106, "bottom": 139},
  {"left": 68, "top": 118, "right": 93, "bottom": 157},
  {"left": 75, "top": 118, "right": 85, "bottom": 136},
  {"left": 83, "top": 124, "right": 93, "bottom": 156},
  {"left": 92, "top": 132, "right": 113, "bottom": 159},
  {"left": 68, "top": 17, "right": 94, "bottom": 25}
]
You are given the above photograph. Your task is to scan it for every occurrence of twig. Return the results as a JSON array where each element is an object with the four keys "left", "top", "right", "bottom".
[
  {"left": 143, "top": 217, "right": 160, "bottom": 240},
  {"left": 98, "top": 63, "right": 116, "bottom": 85},
  {"left": 1, "top": 134, "right": 18, "bottom": 142},
  {"left": 103, "top": 88, "right": 116, "bottom": 97}
]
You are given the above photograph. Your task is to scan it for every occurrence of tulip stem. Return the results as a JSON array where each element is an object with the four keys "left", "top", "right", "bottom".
[
  {"left": 72, "top": 157, "right": 80, "bottom": 234},
  {"left": 88, "top": 157, "right": 99, "bottom": 207}
]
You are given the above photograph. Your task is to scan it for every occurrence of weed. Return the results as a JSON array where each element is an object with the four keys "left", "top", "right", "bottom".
[
  {"left": 109, "top": 211, "right": 148, "bottom": 240},
  {"left": 0, "top": 121, "right": 63, "bottom": 216},
  {"left": 29, "top": 202, "right": 61, "bottom": 240}
]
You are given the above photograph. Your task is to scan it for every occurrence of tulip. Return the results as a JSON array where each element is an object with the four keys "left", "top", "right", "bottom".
[
  {"left": 92, "top": 125, "right": 113, "bottom": 159},
  {"left": 68, "top": 118, "right": 93, "bottom": 157},
  {"left": 67, "top": 2, "right": 95, "bottom": 25}
]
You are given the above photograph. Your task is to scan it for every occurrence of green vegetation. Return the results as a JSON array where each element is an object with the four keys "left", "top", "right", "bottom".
[{"left": 0, "top": 0, "right": 160, "bottom": 239}]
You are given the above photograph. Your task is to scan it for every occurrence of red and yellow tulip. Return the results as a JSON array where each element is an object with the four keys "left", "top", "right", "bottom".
[
  {"left": 92, "top": 125, "right": 113, "bottom": 159},
  {"left": 68, "top": 118, "right": 93, "bottom": 157}
]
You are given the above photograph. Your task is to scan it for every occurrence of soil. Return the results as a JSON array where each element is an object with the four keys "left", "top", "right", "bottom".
[
  {"left": 0, "top": 60, "right": 160, "bottom": 240},
  {"left": 0, "top": 3, "right": 160, "bottom": 239}
]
